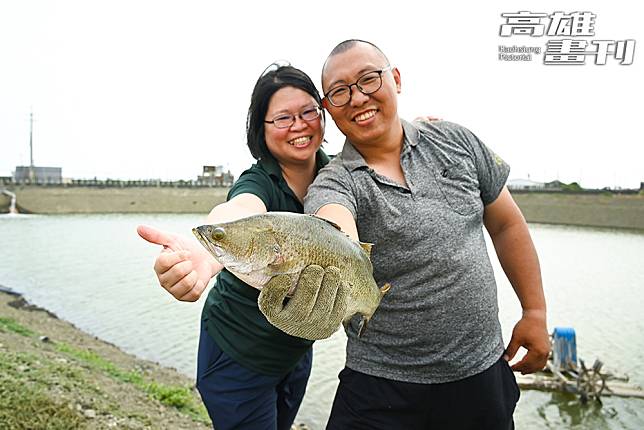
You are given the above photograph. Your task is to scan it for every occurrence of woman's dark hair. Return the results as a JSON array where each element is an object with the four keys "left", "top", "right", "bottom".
[{"left": 246, "top": 64, "right": 324, "bottom": 160}]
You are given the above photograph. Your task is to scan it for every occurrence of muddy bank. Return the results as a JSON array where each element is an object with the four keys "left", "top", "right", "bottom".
[{"left": 0, "top": 287, "right": 211, "bottom": 429}]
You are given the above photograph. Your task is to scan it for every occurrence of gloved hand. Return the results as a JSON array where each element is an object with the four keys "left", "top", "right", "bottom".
[{"left": 258, "top": 265, "right": 349, "bottom": 340}]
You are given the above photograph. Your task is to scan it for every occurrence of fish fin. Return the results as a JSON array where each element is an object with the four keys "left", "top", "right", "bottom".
[
  {"left": 380, "top": 283, "right": 391, "bottom": 297},
  {"left": 310, "top": 214, "right": 343, "bottom": 232},
  {"left": 357, "top": 316, "right": 369, "bottom": 337},
  {"left": 359, "top": 242, "right": 373, "bottom": 256}
]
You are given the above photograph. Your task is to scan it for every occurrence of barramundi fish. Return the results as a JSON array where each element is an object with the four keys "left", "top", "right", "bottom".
[{"left": 192, "top": 212, "right": 390, "bottom": 339}]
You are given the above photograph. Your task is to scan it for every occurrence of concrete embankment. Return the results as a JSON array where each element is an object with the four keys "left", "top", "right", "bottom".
[
  {"left": 1, "top": 186, "right": 642, "bottom": 230},
  {"left": 0, "top": 185, "right": 229, "bottom": 214},
  {"left": 510, "top": 191, "right": 644, "bottom": 230}
]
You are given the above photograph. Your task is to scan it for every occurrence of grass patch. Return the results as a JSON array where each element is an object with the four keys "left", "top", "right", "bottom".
[
  {"left": 0, "top": 317, "right": 35, "bottom": 337},
  {"left": 55, "top": 343, "right": 144, "bottom": 384},
  {"left": 56, "top": 342, "right": 209, "bottom": 422},
  {"left": 0, "top": 379, "right": 83, "bottom": 429},
  {"left": 0, "top": 351, "right": 84, "bottom": 429}
]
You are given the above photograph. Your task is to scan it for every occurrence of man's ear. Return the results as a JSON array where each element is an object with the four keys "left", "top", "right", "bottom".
[
  {"left": 322, "top": 98, "right": 330, "bottom": 110},
  {"left": 392, "top": 67, "right": 402, "bottom": 94}
]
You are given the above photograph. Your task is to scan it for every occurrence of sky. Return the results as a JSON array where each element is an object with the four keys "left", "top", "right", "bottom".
[{"left": 1, "top": 0, "right": 642, "bottom": 189}]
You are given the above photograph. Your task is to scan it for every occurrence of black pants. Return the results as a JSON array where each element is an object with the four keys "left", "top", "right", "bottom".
[{"left": 326, "top": 357, "right": 519, "bottom": 430}]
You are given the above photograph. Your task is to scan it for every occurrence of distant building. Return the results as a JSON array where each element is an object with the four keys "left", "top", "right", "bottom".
[
  {"left": 198, "top": 165, "right": 234, "bottom": 186},
  {"left": 545, "top": 180, "right": 565, "bottom": 190},
  {"left": 14, "top": 166, "right": 62, "bottom": 184},
  {"left": 507, "top": 178, "right": 545, "bottom": 191}
]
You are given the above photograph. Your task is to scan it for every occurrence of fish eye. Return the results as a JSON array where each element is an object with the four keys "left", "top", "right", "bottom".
[
  {"left": 273, "top": 244, "right": 281, "bottom": 254},
  {"left": 212, "top": 227, "right": 225, "bottom": 241}
]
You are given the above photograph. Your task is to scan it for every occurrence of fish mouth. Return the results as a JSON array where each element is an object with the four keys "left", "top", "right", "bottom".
[{"left": 192, "top": 226, "right": 225, "bottom": 259}]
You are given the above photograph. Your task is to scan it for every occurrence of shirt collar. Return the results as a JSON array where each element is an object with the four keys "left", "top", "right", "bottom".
[{"left": 340, "top": 119, "right": 420, "bottom": 171}]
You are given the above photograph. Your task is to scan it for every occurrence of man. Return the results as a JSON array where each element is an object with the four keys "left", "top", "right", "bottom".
[
  {"left": 140, "top": 39, "right": 550, "bottom": 429},
  {"left": 298, "top": 39, "right": 549, "bottom": 429}
]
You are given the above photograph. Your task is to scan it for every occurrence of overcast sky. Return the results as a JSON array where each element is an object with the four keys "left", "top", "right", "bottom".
[{"left": 1, "top": 0, "right": 642, "bottom": 189}]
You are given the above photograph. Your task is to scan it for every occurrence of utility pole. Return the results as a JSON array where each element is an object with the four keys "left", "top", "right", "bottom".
[{"left": 29, "top": 110, "right": 35, "bottom": 182}]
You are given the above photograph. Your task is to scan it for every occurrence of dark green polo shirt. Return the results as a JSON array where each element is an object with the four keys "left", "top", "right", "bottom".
[{"left": 202, "top": 150, "right": 329, "bottom": 376}]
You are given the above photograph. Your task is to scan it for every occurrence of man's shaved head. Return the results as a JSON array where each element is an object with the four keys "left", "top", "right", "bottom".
[{"left": 321, "top": 39, "right": 390, "bottom": 85}]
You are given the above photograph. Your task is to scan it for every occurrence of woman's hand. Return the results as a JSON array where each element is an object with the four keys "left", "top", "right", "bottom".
[{"left": 137, "top": 225, "right": 222, "bottom": 301}]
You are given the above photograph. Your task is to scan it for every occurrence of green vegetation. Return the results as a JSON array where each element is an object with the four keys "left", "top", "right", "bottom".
[
  {"left": 0, "top": 317, "right": 36, "bottom": 337},
  {"left": 55, "top": 342, "right": 208, "bottom": 422},
  {"left": 0, "top": 314, "right": 209, "bottom": 427},
  {"left": 0, "top": 350, "right": 84, "bottom": 429},
  {"left": 0, "top": 376, "right": 83, "bottom": 429},
  {"left": 560, "top": 181, "right": 583, "bottom": 192},
  {"left": 146, "top": 382, "right": 199, "bottom": 411}
]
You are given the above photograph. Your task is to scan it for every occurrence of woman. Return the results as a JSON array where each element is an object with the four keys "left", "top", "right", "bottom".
[{"left": 138, "top": 63, "right": 330, "bottom": 430}]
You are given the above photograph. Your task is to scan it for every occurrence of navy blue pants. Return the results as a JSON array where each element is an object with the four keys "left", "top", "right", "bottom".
[
  {"left": 327, "top": 357, "right": 519, "bottom": 430},
  {"left": 196, "top": 322, "right": 312, "bottom": 430}
]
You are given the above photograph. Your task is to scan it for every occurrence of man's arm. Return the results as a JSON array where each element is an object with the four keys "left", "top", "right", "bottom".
[
  {"left": 315, "top": 203, "right": 359, "bottom": 240},
  {"left": 483, "top": 186, "right": 550, "bottom": 374}
]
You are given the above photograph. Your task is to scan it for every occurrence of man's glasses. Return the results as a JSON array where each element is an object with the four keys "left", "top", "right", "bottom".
[
  {"left": 264, "top": 106, "right": 322, "bottom": 129},
  {"left": 324, "top": 65, "right": 392, "bottom": 107}
]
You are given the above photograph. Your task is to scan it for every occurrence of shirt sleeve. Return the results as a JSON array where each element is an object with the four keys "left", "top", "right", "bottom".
[
  {"left": 451, "top": 123, "right": 511, "bottom": 205},
  {"left": 227, "top": 167, "right": 274, "bottom": 209},
  {"left": 304, "top": 159, "right": 358, "bottom": 218}
]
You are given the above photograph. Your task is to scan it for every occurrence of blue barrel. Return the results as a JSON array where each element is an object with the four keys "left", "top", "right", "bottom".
[{"left": 552, "top": 327, "right": 577, "bottom": 370}]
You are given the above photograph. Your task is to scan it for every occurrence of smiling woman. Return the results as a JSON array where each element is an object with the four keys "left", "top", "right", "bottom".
[
  {"left": 263, "top": 87, "right": 325, "bottom": 174},
  {"left": 136, "top": 62, "right": 341, "bottom": 430}
]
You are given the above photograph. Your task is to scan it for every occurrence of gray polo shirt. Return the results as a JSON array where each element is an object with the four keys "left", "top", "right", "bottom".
[{"left": 304, "top": 119, "right": 510, "bottom": 383}]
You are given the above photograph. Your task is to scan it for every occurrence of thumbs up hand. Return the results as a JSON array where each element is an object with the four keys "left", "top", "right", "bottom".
[{"left": 137, "top": 225, "right": 222, "bottom": 302}]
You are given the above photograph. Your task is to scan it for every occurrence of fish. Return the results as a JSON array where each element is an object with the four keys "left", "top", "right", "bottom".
[{"left": 192, "top": 212, "right": 390, "bottom": 339}]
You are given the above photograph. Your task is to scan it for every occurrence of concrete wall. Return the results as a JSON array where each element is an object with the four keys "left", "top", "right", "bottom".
[
  {"left": 0, "top": 186, "right": 229, "bottom": 214},
  {"left": 1, "top": 186, "right": 643, "bottom": 230},
  {"left": 510, "top": 192, "right": 644, "bottom": 230}
]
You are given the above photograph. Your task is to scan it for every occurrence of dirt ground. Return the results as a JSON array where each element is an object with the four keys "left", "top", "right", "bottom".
[{"left": 0, "top": 288, "right": 211, "bottom": 429}]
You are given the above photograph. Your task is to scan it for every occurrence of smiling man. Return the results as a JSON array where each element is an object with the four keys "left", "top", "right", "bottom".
[{"left": 302, "top": 39, "right": 550, "bottom": 429}]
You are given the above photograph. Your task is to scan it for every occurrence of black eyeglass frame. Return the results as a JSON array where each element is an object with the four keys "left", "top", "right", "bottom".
[
  {"left": 323, "top": 65, "right": 393, "bottom": 107},
  {"left": 263, "top": 106, "right": 323, "bottom": 129}
]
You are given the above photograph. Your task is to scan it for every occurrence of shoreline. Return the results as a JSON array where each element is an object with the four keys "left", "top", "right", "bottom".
[{"left": 0, "top": 286, "right": 211, "bottom": 429}]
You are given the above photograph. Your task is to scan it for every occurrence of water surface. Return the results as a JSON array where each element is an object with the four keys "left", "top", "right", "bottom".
[{"left": 1, "top": 214, "right": 642, "bottom": 429}]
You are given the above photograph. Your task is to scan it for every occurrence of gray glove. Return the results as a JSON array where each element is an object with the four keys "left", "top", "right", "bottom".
[{"left": 258, "top": 265, "right": 349, "bottom": 340}]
